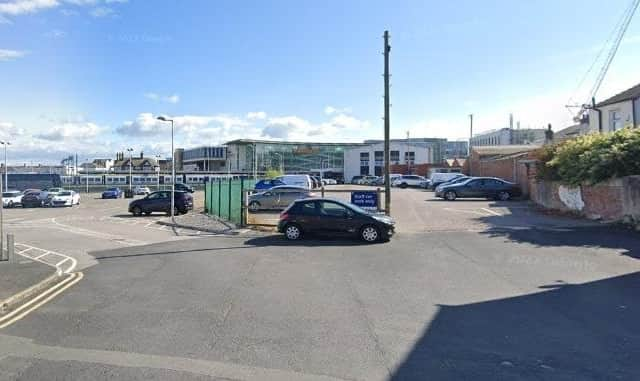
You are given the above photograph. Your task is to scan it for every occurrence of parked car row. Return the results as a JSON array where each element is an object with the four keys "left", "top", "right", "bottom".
[
  {"left": 102, "top": 184, "right": 193, "bottom": 199},
  {"left": 2, "top": 188, "right": 81, "bottom": 208},
  {"left": 435, "top": 176, "right": 521, "bottom": 201}
]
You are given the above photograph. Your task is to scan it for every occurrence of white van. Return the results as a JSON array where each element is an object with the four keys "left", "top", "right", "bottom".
[
  {"left": 276, "top": 175, "right": 313, "bottom": 190},
  {"left": 430, "top": 172, "right": 465, "bottom": 188}
]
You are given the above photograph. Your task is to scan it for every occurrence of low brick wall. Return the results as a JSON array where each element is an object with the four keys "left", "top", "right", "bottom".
[{"left": 529, "top": 176, "right": 640, "bottom": 223}]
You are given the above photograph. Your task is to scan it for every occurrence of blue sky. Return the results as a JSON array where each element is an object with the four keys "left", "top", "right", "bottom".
[{"left": 1, "top": 0, "right": 639, "bottom": 164}]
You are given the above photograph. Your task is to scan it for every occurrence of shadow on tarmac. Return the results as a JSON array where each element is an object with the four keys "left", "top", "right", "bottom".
[{"left": 390, "top": 271, "right": 640, "bottom": 380}]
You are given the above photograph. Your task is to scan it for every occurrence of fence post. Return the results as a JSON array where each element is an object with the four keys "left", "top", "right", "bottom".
[
  {"left": 204, "top": 182, "right": 208, "bottom": 213},
  {"left": 7, "top": 234, "right": 15, "bottom": 263},
  {"left": 376, "top": 188, "right": 381, "bottom": 212},
  {"left": 228, "top": 177, "right": 232, "bottom": 221},
  {"left": 321, "top": 186, "right": 325, "bottom": 198},
  {"left": 240, "top": 178, "right": 245, "bottom": 227},
  {"left": 218, "top": 179, "right": 222, "bottom": 218}
]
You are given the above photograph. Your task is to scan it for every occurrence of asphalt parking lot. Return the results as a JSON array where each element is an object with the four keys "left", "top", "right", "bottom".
[
  {"left": 3, "top": 186, "right": 640, "bottom": 380},
  {"left": 4, "top": 191, "right": 210, "bottom": 271}
]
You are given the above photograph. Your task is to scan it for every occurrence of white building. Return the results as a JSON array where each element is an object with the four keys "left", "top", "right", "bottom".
[
  {"left": 344, "top": 141, "right": 434, "bottom": 183},
  {"left": 470, "top": 127, "right": 547, "bottom": 147},
  {"left": 588, "top": 83, "right": 640, "bottom": 133}
]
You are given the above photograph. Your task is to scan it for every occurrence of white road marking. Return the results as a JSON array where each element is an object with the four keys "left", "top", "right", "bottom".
[
  {"left": 481, "top": 207, "right": 502, "bottom": 216},
  {"left": 443, "top": 207, "right": 488, "bottom": 216},
  {"left": 15, "top": 243, "right": 78, "bottom": 274}
]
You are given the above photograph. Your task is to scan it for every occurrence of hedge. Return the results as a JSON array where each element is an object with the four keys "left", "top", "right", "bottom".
[{"left": 535, "top": 127, "right": 640, "bottom": 186}]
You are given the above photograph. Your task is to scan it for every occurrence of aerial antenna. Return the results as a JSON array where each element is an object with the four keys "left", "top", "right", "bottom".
[{"left": 570, "top": 0, "right": 639, "bottom": 121}]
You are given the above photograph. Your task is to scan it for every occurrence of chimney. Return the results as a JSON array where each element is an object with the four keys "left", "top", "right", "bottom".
[{"left": 140, "top": 151, "right": 143, "bottom": 159}]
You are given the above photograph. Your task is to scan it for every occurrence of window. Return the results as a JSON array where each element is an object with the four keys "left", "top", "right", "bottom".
[
  {"left": 319, "top": 201, "right": 348, "bottom": 217},
  {"left": 298, "top": 201, "right": 317, "bottom": 216},
  {"left": 404, "top": 151, "right": 415, "bottom": 165},
  {"left": 390, "top": 151, "right": 400, "bottom": 163},
  {"left": 609, "top": 109, "right": 622, "bottom": 131}
]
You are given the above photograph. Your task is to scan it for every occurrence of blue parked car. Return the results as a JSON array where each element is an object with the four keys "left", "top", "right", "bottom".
[
  {"left": 254, "top": 179, "right": 285, "bottom": 190},
  {"left": 101, "top": 187, "right": 123, "bottom": 199}
]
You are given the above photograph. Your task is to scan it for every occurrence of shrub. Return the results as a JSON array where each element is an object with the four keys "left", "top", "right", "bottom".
[
  {"left": 264, "top": 169, "right": 283, "bottom": 179},
  {"left": 539, "top": 127, "right": 640, "bottom": 186}
]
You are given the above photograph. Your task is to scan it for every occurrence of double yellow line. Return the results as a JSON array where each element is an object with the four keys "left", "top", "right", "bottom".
[{"left": 0, "top": 272, "right": 84, "bottom": 329}]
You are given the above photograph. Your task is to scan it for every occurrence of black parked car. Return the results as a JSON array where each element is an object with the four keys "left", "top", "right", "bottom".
[
  {"left": 277, "top": 198, "right": 395, "bottom": 242},
  {"left": 21, "top": 191, "right": 45, "bottom": 208},
  {"left": 128, "top": 190, "right": 193, "bottom": 216},
  {"left": 174, "top": 183, "right": 194, "bottom": 193},
  {"left": 435, "top": 177, "right": 521, "bottom": 201}
]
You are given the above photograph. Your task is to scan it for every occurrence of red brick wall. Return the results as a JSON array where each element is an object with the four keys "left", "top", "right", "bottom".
[
  {"left": 529, "top": 176, "right": 640, "bottom": 223},
  {"left": 468, "top": 152, "right": 533, "bottom": 196}
]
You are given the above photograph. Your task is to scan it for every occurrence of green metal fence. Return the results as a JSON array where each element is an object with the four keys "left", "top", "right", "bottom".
[{"left": 205, "top": 178, "right": 256, "bottom": 225}]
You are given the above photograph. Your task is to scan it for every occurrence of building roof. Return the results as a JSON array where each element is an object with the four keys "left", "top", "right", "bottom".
[
  {"left": 113, "top": 158, "right": 158, "bottom": 167},
  {"left": 554, "top": 123, "right": 588, "bottom": 142},
  {"left": 224, "top": 139, "right": 365, "bottom": 147},
  {"left": 597, "top": 82, "right": 640, "bottom": 107},
  {"left": 472, "top": 145, "right": 541, "bottom": 157}
]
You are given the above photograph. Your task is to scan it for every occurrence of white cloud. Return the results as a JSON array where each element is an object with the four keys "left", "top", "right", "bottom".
[
  {"left": 263, "top": 113, "right": 370, "bottom": 141},
  {"left": 0, "top": 49, "right": 26, "bottom": 61},
  {"left": 0, "top": 0, "right": 59, "bottom": 16},
  {"left": 43, "top": 28, "right": 65, "bottom": 38},
  {"left": 246, "top": 111, "right": 267, "bottom": 120},
  {"left": 0, "top": 121, "right": 26, "bottom": 138},
  {"left": 144, "top": 92, "right": 180, "bottom": 104},
  {"left": 0, "top": 0, "right": 127, "bottom": 20},
  {"left": 324, "top": 106, "right": 352, "bottom": 115},
  {"left": 262, "top": 116, "right": 311, "bottom": 139},
  {"left": 89, "top": 6, "right": 113, "bottom": 17},
  {"left": 34, "top": 121, "right": 101, "bottom": 141}
]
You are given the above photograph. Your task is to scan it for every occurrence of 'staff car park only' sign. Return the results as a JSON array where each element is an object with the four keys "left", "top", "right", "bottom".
[{"left": 351, "top": 191, "right": 378, "bottom": 210}]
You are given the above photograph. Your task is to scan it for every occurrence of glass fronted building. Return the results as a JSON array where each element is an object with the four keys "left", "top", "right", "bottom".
[
  {"left": 224, "top": 139, "right": 364, "bottom": 178},
  {"left": 182, "top": 146, "right": 227, "bottom": 172}
]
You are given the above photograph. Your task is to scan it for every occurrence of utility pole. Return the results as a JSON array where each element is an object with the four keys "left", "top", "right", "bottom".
[
  {"left": 383, "top": 30, "right": 391, "bottom": 216},
  {"left": 469, "top": 114, "right": 473, "bottom": 176}
]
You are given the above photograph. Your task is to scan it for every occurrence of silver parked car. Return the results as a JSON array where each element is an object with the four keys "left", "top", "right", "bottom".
[{"left": 248, "top": 186, "right": 316, "bottom": 211}]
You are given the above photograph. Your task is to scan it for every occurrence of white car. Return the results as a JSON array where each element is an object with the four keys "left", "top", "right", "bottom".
[
  {"left": 322, "top": 178, "right": 337, "bottom": 185},
  {"left": 49, "top": 190, "right": 80, "bottom": 207},
  {"left": 2, "top": 191, "right": 23, "bottom": 208},
  {"left": 391, "top": 175, "right": 429, "bottom": 188},
  {"left": 134, "top": 186, "right": 151, "bottom": 195}
]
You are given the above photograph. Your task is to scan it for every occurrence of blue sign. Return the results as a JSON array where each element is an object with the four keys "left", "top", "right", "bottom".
[{"left": 351, "top": 191, "right": 378, "bottom": 209}]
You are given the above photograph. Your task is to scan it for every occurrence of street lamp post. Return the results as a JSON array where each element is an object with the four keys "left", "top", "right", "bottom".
[
  {"left": 85, "top": 158, "right": 90, "bottom": 193},
  {"left": 126, "top": 148, "right": 134, "bottom": 191},
  {"left": 155, "top": 154, "right": 161, "bottom": 190},
  {"left": 157, "top": 116, "right": 175, "bottom": 220},
  {"left": 0, "top": 141, "right": 10, "bottom": 192}
]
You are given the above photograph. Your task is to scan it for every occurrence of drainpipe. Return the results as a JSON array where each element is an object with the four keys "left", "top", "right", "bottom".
[{"left": 592, "top": 97, "right": 602, "bottom": 133}]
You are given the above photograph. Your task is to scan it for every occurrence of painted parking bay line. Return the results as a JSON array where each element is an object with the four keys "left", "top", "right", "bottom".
[{"left": 481, "top": 207, "right": 502, "bottom": 216}]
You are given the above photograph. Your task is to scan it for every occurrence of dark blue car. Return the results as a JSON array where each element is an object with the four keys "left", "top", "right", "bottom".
[
  {"left": 102, "top": 187, "right": 123, "bottom": 199},
  {"left": 254, "top": 179, "right": 285, "bottom": 190}
]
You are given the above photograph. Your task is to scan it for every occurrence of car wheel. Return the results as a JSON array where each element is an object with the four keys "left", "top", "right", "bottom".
[
  {"left": 284, "top": 224, "right": 302, "bottom": 240},
  {"left": 8, "top": 201, "right": 13, "bottom": 208},
  {"left": 361, "top": 225, "right": 380, "bottom": 242},
  {"left": 248, "top": 201, "right": 261, "bottom": 212},
  {"left": 444, "top": 190, "right": 457, "bottom": 201},
  {"left": 497, "top": 191, "right": 511, "bottom": 201},
  {"left": 132, "top": 206, "right": 143, "bottom": 216},
  {"left": 400, "top": 183, "right": 408, "bottom": 189}
]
